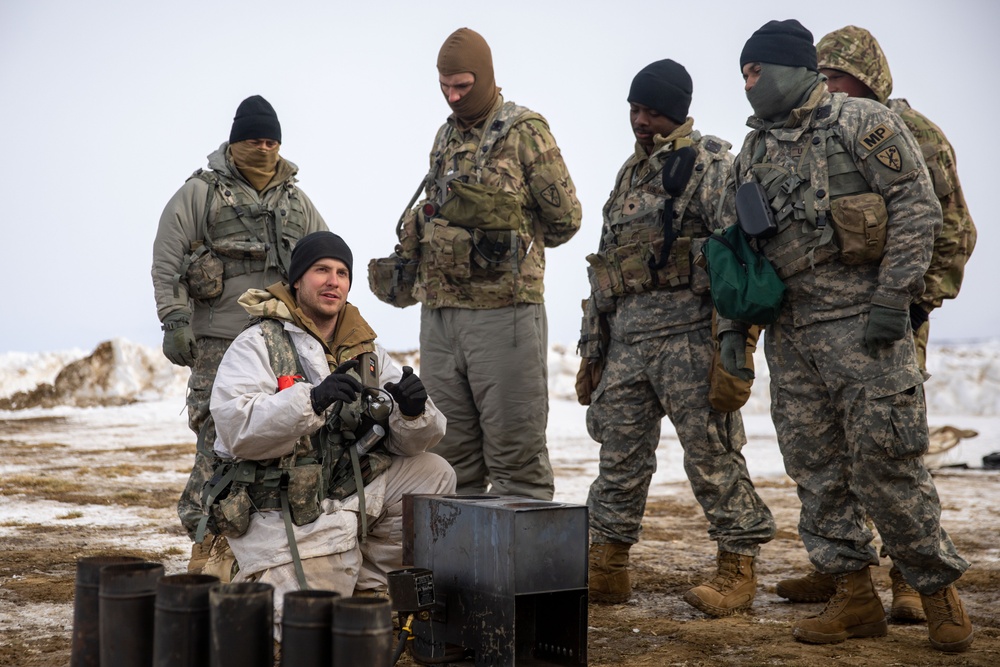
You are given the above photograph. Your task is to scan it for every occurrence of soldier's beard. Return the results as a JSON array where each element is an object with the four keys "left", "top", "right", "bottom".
[{"left": 747, "top": 64, "right": 822, "bottom": 123}]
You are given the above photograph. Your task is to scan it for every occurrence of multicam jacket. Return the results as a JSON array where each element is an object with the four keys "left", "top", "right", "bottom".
[
  {"left": 888, "top": 98, "right": 977, "bottom": 312},
  {"left": 210, "top": 288, "right": 446, "bottom": 575},
  {"left": 815, "top": 25, "right": 976, "bottom": 315},
  {"left": 592, "top": 121, "right": 735, "bottom": 343},
  {"left": 152, "top": 144, "right": 328, "bottom": 340},
  {"left": 726, "top": 85, "right": 942, "bottom": 328},
  {"left": 402, "top": 96, "right": 582, "bottom": 309}
]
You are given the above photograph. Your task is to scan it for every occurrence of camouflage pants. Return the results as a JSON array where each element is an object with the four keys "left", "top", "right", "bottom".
[
  {"left": 913, "top": 319, "right": 930, "bottom": 371},
  {"left": 420, "top": 304, "right": 554, "bottom": 500},
  {"left": 587, "top": 326, "right": 776, "bottom": 555},
  {"left": 766, "top": 313, "right": 968, "bottom": 593},
  {"left": 178, "top": 336, "right": 232, "bottom": 539}
]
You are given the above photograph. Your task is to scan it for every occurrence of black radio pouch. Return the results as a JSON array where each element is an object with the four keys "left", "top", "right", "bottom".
[{"left": 735, "top": 182, "right": 778, "bottom": 239}]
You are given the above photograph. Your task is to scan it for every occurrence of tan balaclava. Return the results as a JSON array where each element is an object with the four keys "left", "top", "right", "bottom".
[
  {"left": 437, "top": 27, "right": 500, "bottom": 128},
  {"left": 228, "top": 95, "right": 282, "bottom": 191}
]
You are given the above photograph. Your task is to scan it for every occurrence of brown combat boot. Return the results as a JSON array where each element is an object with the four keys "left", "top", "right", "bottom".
[
  {"left": 589, "top": 542, "right": 631, "bottom": 604},
  {"left": 792, "top": 567, "right": 887, "bottom": 644},
  {"left": 682, "top": 551, "right": 757, "bottom": 617},
  {"left": 921, "top": 584, "right": 973, "bottom": 653},
  {"left": 775, "top": 569, "right": 836, "bottom": 603},
  {"left": 889, "top": 564, "right": 925, "bottom": 623}
]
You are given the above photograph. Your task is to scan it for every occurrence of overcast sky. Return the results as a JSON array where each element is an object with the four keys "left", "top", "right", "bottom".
[{"left": 2, "top": 0, "right": 996, "bottom": 354}]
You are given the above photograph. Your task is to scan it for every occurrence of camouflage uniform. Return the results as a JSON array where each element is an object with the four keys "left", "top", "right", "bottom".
[
  {"left": 724, "top": 83, "right": 968, "bottom": 591},
  {"left": 816, "top": 26, "right": 977, "bottom": 369},
  {"left": 401, "top": 96, "right": 582, "bottom": 499},
  {"left": 587, "top": 122, "right": 776, "bottom": 554},
  {"left": 151, "top": 144, "right": 327, "bottom": 539}
]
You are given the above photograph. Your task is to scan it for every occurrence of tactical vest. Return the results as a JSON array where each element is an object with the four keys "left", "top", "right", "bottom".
[
  {"left": 587, "top": 133, "right": 728, "bottom": 308},
  {"left": 198, "top": 319, "right": 391, "bottom": 543},
  {"left": 174, "top": 169, "right": 310, "bottom": 301},
  {"left": 746, "top": 98, "right": 877, "bottom": 279},
  {"left": 417, "top": 101, "right": 543, "bottom": 279}
]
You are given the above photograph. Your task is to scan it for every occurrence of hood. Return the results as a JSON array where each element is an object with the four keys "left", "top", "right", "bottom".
[{"left": 816, "top": 25, "right": 893, "bottom": 105}]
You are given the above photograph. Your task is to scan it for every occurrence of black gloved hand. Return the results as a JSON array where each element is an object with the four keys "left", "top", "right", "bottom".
[
  {"left": 909, "top": 303, "right": 930, "bottom": 332},
  {"left": 865, "top": 305, "right": 909, "bottom": 357},
  {"left": 161, "top": 312, "right": 197, "bottom": 367},
  {"left": 310, "top": 359, "right": 362, "bottom": 415},
  {"left": 384, "top": 366, "right": 428, "bottom": 417},
  {"left": 719, "top": 331, "right": 755, "bottom": 382}
]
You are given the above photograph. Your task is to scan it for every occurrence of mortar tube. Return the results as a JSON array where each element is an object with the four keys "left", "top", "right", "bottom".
[
  {"left": 332, "top": 596, "right": 393, "bottom": 667},
  {"left": 280, "top": 589, "right": 340, "bottom": 667},
  {"left": 153, "top": 573, "right": 219, "bottom": 667},
  {"left": 70, "top": 555, "right": 145, "bottom": 667},
  {"left": 98, "top": 561, "right": 165, "bottom": 667},
  {"left": 209, "top": 582, "right": 273, "bottom": 667}
]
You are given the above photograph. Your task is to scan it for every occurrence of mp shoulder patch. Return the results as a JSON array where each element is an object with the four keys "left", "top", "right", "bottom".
[
  {"left": 858, "top": 123, "right": 896, "bottom": 152},
  {"left": 875, "top": 145, "right": 902, "bottom": 172}
]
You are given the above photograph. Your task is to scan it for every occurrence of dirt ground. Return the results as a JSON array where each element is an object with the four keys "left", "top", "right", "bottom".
[{"left": 1, "top": 421, "right": 998, "bottom": 667}]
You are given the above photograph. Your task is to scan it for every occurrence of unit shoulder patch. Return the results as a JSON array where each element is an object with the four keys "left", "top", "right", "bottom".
[
  {"left": 875, "top": 145, "right": 902, "bottom": 172},
  {"left": 858, "top": 123, "right": 896, "bottom": 153},
  {"left": 540, "top": 184, "right": 562, "bottom": 207}
]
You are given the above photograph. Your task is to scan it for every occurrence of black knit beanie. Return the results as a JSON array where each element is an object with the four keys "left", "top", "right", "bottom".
[
  {"left": 740, "top": 19, "right": 818, "bottom": 72},
  {"left": 229, "top": 95, "right": 282, "bottom": 144},
  {"left": 628, "top": 59, "right": 692, "bottom": 124},
  {"left": 288, "top": 232, "right": 353, "bottom": 289}
]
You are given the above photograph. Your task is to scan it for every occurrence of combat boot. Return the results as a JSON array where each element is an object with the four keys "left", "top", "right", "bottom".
[
  {"left": 589, "top": 542, "right": 631, "bottom": 604},
  {"left": 921, "top": 584, "right": 973, "bottom": 653},
  {"left": 889, "top": 564, "right": 925, "bottom": 622},
  {"left": 682, "top": 551, "right": 757, "bottom": 617},
  {"left": 792, "top": 567, "right": 887, "bottom": 644},
  {"left": 775, "top": 569, "right": 836, "bottom": 603}
]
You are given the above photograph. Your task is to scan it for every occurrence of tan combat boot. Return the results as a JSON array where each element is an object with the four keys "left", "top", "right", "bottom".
[
  {"left": 775, "top": 569, "right": 836, "bottom": 602},
  {"left": 682, "top": 551, "right": 757, "bottom": 617},
  {"left": 889, "top": 564, "right": 925, "bottom": 622},
  {"left": 792, "top": 567, "right": 887, "bottom": 644},
  {"left": 589, "top": 542, "right": 631, "bottom": 604},
  {"left": 921, "top": 584, "right": 973, "bottom": 653}
]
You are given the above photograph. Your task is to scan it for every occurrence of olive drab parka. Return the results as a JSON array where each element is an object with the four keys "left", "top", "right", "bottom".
[{"left": 151, "top": 143, "right": 328, "bottom": 340}]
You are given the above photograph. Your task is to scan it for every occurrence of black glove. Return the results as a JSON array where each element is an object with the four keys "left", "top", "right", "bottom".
[
  {"left": 161, "top": 312, "right": 197, "bottom": 367},
  {"left": 720, "top": 331, "right": 755, "bottom": 382},
  {"left": 909, "top": 303, "right": 930, "bottom": 332},
  {"left": 384, "top": 366, "right": 428, "bottom": 417},
  {"left": 865, "top": 305, "right": 909, "bottom": 357},
  {"left": 310, "top": 359, "right": 361, "bottom": 415}
]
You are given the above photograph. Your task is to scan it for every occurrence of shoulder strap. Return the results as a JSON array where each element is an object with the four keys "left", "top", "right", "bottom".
[{"left": 256, "top": 318, "right": 306, "bottom": 382}]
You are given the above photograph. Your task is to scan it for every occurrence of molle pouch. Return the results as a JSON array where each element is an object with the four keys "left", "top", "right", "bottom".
[
  {"left": 211, "top": 484, "right": 251, "bottom": 538},
  {"left": 286, "top": 464, "right": 323, "bottom": 526},
  {"left": 422, "top": 220, "right": 472, "bottom": 279},
  {"left": 613, "top": 241, "right": 652, "bottom": 294},
  {"left": 184, "top": 245, "right": 224, "bottom": 300},
  {"left": 649, "top": 236, "right": 691, "bottom": 288},
  {"left": 367, "top": 254, "right": 418, "bottom": 308},
  {"left": 437, "top": 180, "right": 520, "bottom": 231},
  {"left": 830, "top": 193, "right": 888, "bottom": 265},
  {"left": 470, "top": 228, "right": 518, "bottom": 269},
  {"left": 211, "top": 240, "right": 269, "bottom": 260},
  {"left": 689, "top": 238, "right": 711, "bottom": 295},
  {"left": 586, "top": 253, "right": 622, "bottom": 313}
]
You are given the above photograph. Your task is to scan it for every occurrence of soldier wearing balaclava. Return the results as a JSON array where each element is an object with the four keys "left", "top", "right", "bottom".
[
  {"left": 373, "top": 27, "right": 581, "bottom": 506},
  {"left": 718, "top": 18, "right": 973, "bottom": 654}
]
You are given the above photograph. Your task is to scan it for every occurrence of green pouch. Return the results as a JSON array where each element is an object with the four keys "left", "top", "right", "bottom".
[
  {"left": 702, "top": 225, "right": 786, "bottom": 325},
  {"left": 438, "top": 180, "right": 520, "bottom": 231},
  {"left": 286, "top": 464, "right": 323, "bottom": 526}
]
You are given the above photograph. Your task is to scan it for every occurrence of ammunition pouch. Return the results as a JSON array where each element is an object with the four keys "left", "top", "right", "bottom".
[
  {"left": 210, "top": 482, "right": 251, "bottom": 539},
  {"left": 585, "top": 237, "right": 693, "bottom": 311},
  {"left": 575, "top": 297, "right": 609, "bottom": 406},
  {"left": 180, "top": 243, "right": 224, "bottom": 300},
  {"left": 422, "top": 219, "right": 473, "bottom": 279},
  {"left": 368, "top": 252, "right": 419, "bottom": 308},
  {"left": 830, "top": 193, "right": 888, "bottom": 265}
]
